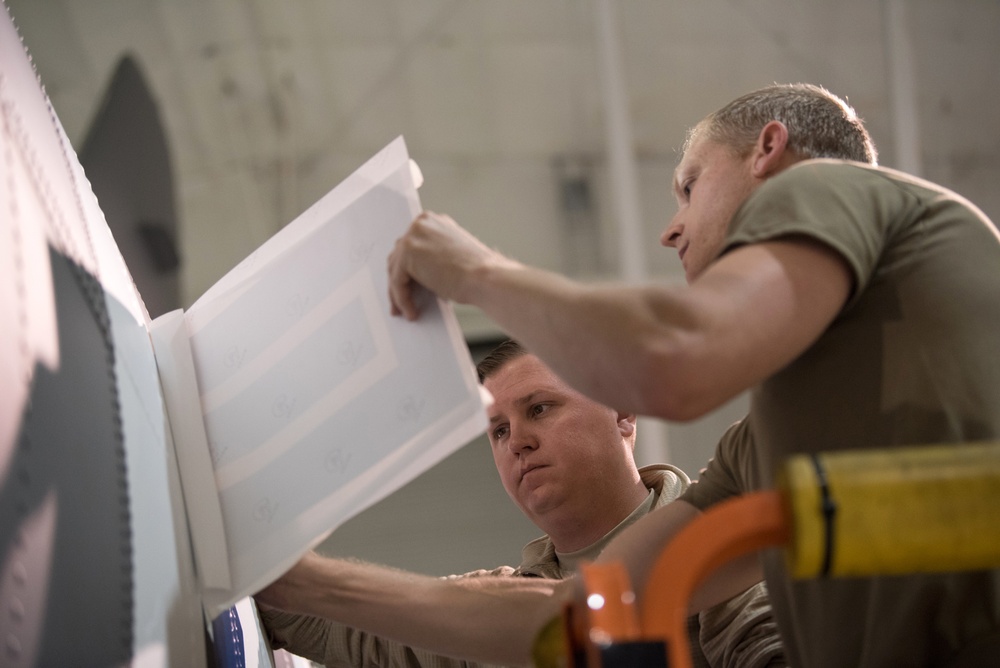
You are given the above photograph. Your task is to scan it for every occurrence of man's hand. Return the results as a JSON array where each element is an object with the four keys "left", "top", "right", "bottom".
[
  {"left": 255, "top": 550, "right": 325, "bottom": 613},
  {"left": 386, "top": 210, "right": 515, "bottom": 320}
]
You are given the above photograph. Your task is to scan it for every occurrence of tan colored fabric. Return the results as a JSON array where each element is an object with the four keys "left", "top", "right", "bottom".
[
  {"left": 683, "top": 160, "right": 1000, "bottom": 667},
  {"left": 262, "top": 464, "right": 786, "bottom": 667}
]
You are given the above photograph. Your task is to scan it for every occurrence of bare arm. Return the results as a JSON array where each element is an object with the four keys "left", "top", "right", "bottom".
[
  {"left": 256, "top": 551, "right": 570, "bottom": 666},
  {"left": 388, "top": 213, "right": 852, "bottom": 421}
]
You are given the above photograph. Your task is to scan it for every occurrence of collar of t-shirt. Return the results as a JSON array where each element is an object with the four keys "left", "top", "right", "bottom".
[{"left": 555, "top": 489, "right": 656, "bottom": 573}]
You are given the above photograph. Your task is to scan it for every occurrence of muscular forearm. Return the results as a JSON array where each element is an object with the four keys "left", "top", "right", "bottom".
[
  {"left": 256, "top": 553, "right": 568, "bottom": 666},
  {"left": 465, "top": 261, "right": 728, "bottom": 420},
  {"left": 387, "top": 211, "right": 726, "bottom": 419},
  {"left": 391, "top": 214, "right": 851, "bottom": 422}
]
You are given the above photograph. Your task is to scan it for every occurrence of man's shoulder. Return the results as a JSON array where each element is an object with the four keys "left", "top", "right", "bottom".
[
  {"left": 771, "top": 158, "right": 883, "bottom": 190},
  {"left": 776, "top": 159, "right": 955, "bottom": 201}
]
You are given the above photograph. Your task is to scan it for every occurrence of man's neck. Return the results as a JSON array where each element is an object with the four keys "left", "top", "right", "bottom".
[{"left": 545, "top": 479, "right": 651, "bottom": 553}]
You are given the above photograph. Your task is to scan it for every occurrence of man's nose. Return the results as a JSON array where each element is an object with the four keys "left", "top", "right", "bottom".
[
  {"left": 507, "top": 423, "right": 538, "bottom": 454},
  {"left": 661, "top": 217, "right": 682, "bottom": 247}
]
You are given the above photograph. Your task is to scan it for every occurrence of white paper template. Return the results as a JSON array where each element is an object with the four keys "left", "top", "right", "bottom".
[{"left": 152, "top": 137, "right": 488, "bottom": 615}]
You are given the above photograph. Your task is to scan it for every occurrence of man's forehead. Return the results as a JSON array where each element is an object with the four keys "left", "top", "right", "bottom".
[
  {"left": 485, "top": 353, "right": 549, "bottom": 384},
  {"left": 676, "top": 129, "right": 711, "bottom": 170},
  {"left": 673, "top": 159, "right": 689, "bottom": 185},
  {"left": 674, "top": 142, "right": 700, "bottom": 177},
  {"left": 484, "top": 357, "right": 568, "bottom": 408},
  {"left": 675, "top": 131, "right": 731, "bottom": 179},
  {"left": 487, "top": 376, "right": 563, "bottom": 406}
]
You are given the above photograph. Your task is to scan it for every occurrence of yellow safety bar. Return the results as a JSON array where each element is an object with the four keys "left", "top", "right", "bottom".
[
  {"left": 783, "top": 441, "right": 1000, "bottom": 578},
  {"left": 534, "top": 441, "right": 1000, "bottom": 668}
]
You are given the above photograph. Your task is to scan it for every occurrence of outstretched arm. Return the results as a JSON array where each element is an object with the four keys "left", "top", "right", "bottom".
[
  {"left": 256, "top": 500, "right": 766, "bottom": 665},
  {"left": 388, "top": 213, "right": 851, "bottom": 421},
  {"left": 256, "top": 551, "right": 570, "bottom": 666}
]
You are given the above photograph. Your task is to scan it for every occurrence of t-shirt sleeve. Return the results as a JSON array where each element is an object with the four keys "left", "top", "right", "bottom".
[
  {"left": 680, "top": 418, "right": 754, "bottom": 511},
  {"left": 723, "top": 161, "right": 914, "bottom": 312}
]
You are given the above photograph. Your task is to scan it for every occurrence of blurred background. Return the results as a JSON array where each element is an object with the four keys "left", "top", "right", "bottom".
[{"left": 7, "top": 0, "right": 998, "bottom": 576}]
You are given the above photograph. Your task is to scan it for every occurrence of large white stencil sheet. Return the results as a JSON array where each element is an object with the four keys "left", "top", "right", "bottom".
[{"left": 153, "top": 137, "right": 489, "bottom": 615}]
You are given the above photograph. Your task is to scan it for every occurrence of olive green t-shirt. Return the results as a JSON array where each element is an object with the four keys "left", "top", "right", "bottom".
[{"left": 682, "top": 160, "right": 1000, "bottom": 667}]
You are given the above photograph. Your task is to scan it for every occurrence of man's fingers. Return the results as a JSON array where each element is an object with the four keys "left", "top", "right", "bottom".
[
  {"left": 387, "top": 243, "right": 420, "bottom": 320},
  {"left": 387, "top": 210, "right": 471, "bottom": 320},
  {"left": 389, "top": 281, "right": 419, "bottom": 321}
]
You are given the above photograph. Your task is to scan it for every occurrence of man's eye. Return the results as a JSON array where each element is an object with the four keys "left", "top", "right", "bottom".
[
  {"left": 683, "top": 180, "right": 693, "bottom": 197},
  {"left": 530, "top": 404, "right": 549, "bottom": 417},
  {"left": 492, "top": 425, "right": 508, "bottom": 440}
]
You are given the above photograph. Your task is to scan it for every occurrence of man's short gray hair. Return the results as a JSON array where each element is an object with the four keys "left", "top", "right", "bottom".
[{"left": 690, "top": 83, "right": 878, "bottom": 165}]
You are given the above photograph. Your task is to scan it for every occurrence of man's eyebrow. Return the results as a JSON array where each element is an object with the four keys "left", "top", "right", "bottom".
[{"left": 513, "top": 391, "right": 543, "bottom": 408}]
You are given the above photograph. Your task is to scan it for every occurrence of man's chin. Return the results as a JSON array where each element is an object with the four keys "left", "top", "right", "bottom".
[{"left": 521, "top": 490, "right": 560, "bottom": 519}]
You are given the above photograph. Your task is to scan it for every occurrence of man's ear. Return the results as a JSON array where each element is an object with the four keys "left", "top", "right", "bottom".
[
  {"left": 750, "top": 120, "right": 791, "bottom": 178},
  {"left": 618, "top": 413, "right": 637, "bottom": 438}
]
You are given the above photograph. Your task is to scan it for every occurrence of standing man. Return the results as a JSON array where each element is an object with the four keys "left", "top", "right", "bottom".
[
  {"left": 381, "top": 83, "right": 1000, "bottom": 666},
  {"left": 260, "top": 340, "right": 785, "bottom": 667}
]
